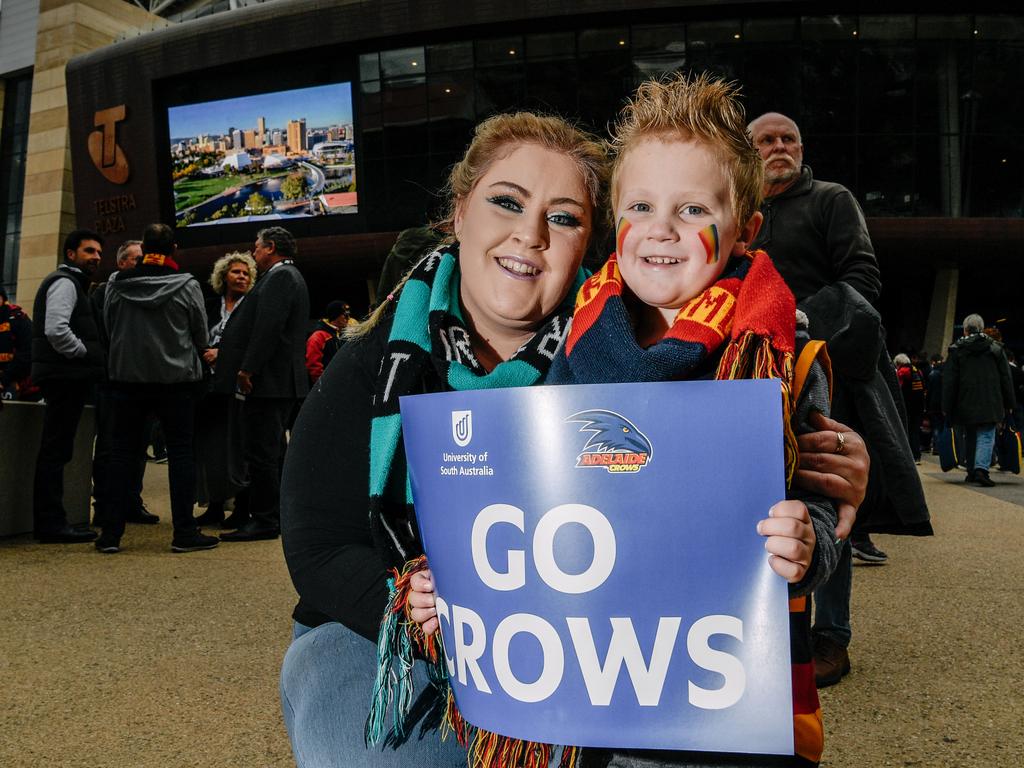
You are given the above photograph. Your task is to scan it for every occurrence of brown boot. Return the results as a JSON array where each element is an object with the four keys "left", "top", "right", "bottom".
[{"left": 813, "top": 634, "right": 851, "bottom": 688}]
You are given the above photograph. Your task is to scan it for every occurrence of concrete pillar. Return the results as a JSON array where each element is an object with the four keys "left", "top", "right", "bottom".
[
  {"left": 924, "top": 266, "right": 959, "bottom": 357},
  {"left": 15, "top": 0, "right": 168, "bottom": 312}
]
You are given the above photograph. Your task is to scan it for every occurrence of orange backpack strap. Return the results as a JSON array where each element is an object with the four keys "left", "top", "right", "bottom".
[{"left": 793, "top": 339, "right": 832, "bottom": 405}]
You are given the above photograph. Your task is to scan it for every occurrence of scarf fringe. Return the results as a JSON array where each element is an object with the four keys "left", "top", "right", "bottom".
[
  {"left": 366, "top": 554, "right": 581, "bottom": 767},
  {"left": 717, "top": 330, "right": 798, "bottom": 487},
  {"left": 366, "top": 555, "right": 434, "bottom": 746}
]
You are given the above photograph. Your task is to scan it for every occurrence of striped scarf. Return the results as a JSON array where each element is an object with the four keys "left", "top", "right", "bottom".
[
  {"left": 366, "top": 244, "right": 584, "bottom": 565},
  {"left": 366, "top": 245, "right": 586, "bottom": 764},
  {"left": 551, "top": 249, "right": 799, "bottom": 484}
]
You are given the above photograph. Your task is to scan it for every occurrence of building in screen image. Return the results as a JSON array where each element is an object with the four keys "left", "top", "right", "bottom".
[{"left": 169, "top": 82, "right": 356, "bottom": 227}]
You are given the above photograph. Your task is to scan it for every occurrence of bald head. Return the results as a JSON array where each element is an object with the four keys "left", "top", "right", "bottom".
[{"left": 748, "top": 112, "right": 804, "bottom": 196}]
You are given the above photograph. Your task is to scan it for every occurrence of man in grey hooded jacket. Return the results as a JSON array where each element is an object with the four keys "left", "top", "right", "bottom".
[{"left": 97, "top": 223, "right": 217, "bottom": 554}]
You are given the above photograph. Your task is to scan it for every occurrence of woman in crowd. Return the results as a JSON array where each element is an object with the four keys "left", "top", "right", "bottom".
[
  {"left": 194, "top": 251, "right": 256, "bottom": 528},
  {"left": 278, "top": 112, "right": 869, "bottom": 768}
]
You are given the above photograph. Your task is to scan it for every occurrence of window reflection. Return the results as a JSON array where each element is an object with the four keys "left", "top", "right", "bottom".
[{"left": 351, "top": 13, "right": 1024, "bottom": 228}]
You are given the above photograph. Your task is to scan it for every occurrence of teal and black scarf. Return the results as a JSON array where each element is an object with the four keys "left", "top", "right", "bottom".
[
  {"left": 365, "top": 243, "right": 585, "bottom": 763},
  {"left": 367, "top": 243, "right": 585, "bottom": 565}
]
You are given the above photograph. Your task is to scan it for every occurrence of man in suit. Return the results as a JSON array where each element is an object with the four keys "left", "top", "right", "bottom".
[{"left": 216, "top": 227, "right": 310, "bottom": 541}]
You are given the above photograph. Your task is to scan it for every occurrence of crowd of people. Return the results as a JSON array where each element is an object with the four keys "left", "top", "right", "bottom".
[
  {"left": 2, "top": 71, "right": 1021, "bottom": 768},
  {"left": 3, "top": 223, "right": 356, "bottom": 553}
]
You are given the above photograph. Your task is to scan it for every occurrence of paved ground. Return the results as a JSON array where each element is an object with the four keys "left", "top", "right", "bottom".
[{"left": 1, "top": 456, "right": 1021, "bottom": 767}]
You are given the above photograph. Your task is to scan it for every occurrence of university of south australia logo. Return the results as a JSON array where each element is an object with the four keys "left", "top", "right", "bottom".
[
  {"left": 452, "top": 410, "right": 473, "bottom": 447},
  {"left": 567, "top": 409, "right": 653, "bottom": 473}
]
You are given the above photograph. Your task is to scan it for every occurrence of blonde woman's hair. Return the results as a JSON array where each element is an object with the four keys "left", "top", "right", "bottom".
[
  {"left": 609, "top": 72, "right": 765, "bottom": 229},
  {"left": 351, "top": 112, "right": 610, "bottom": 339},
  {"left": 209, "top": 251, "right": 257, "bottom": 296}
]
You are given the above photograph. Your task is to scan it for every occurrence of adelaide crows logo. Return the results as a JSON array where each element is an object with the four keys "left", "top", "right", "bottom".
[{"left": 567, "top": 409, "right": 653, "bottom": 473}]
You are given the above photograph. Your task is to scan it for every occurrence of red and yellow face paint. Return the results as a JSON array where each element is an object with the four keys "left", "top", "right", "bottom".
[
  {"left": 615, "top": 217, "right": 632, "bottom": 256},
  {"left": 697, "top": 223, "right": 720, "bottom": 264}
]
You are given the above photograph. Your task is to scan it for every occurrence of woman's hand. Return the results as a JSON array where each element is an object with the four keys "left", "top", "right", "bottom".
[
  {"left": 794, "top": 411, "right": 869, "bottom": 540},
  {"left": 758, "top": 501, "right": 816, "bottom": 583},
  {"left": 202, "top": 348, "right": 218, "bottom": 365},
  {"left": 408, "top": 567, "right": 439, "bottom": 635}
]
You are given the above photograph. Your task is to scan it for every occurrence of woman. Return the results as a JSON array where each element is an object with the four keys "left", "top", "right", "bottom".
[
  {"left": 279, "top": 113, "right": 868, "bottom": 768},
  {"left": 894, "top": 353, "right": 924, "bottom": 463},
  {"left": 194, "top": 251, "right": 256, "bottom": 528}
]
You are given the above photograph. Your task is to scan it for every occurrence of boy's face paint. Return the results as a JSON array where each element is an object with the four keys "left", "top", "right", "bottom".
[
  {"left": 698, "top": 223, "right": 720, "bottom": 264},
  {"left": 616, "top": 217, "right": 632, "bottom": 256},
  {"left": 613, "top": 138, "right": 750, "bottom": 324}
]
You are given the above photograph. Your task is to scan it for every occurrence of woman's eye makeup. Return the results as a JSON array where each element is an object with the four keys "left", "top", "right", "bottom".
[
  {"left": 486, "top": 194, "right": 523, "bottom": 213},
  {"left": 548, "top": 211, "right": 581, "bottom": 227}
]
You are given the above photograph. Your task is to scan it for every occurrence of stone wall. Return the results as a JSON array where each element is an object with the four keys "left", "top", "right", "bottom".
[{"left": 16, "top": 0, "right": 169, "bottom": 313}]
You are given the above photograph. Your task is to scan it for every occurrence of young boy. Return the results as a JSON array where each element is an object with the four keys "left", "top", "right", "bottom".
[
  {"left": 546, "top": 73, "right": 838, "bottom": 768},
  {"left": 410, "top": 75, "right": 838, "bottom": 767}
]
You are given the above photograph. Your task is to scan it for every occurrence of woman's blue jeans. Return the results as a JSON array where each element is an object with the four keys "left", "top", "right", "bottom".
[{"left": 280, "top": 621, "right": 469, "bottom": 768}]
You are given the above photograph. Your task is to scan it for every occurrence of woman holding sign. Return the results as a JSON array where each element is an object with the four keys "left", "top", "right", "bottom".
[{"left": 279, "top": 112, "right": 868, "bottom": 768}]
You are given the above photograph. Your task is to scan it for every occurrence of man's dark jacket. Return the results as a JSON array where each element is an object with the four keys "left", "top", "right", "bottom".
[
  {"left": 752, "top": 165, "right": 881, "bottom": 304},
  {"left": 802, "top": 283, "right": 932, "bottom": 536},
  {"left": 211, "top": 261, "right": 310, "bottom": 399},
  {"left": 30, "top": 266, "right": 105, "bottom": 384},
  {"left": 942, "top": 333, "right": 1014, "bottom": 426}
]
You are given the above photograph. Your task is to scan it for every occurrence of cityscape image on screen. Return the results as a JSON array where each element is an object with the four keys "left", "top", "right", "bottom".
[{"left": 168, "top": 82, "right": 356, "bottom": 227}]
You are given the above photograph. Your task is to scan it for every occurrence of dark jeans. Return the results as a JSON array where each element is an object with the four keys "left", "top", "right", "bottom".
[
  {"left": 241, "top": 396, "right": 294, "bottom": 530},
  {"left": 104, "top": 383, "right": 200, "bottom": 540},
  {"left": 92, "top": 385, "right": 146, "bottom": 525},
  {"left": 33, "top": 380, "right": 93, "bottom": 534}
]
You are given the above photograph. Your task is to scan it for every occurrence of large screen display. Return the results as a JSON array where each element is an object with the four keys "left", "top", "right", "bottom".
[{"left": 168, "top": 82, "right": 356, "bottom": 227}]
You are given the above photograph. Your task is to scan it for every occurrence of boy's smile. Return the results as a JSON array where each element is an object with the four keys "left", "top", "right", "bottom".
[{"left": 614, "top": 137, "right": 760, "bottom": 327}]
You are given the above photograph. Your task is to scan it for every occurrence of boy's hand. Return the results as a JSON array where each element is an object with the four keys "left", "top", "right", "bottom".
[
  {"left": 408, "top": 567, "right": 439, "bottom": 635},
  {"left": 758, "top": 501, "right": 816, "bottom": 583},
  {"left": 794, "top": 411, "right": 868, "bottom": 540}
]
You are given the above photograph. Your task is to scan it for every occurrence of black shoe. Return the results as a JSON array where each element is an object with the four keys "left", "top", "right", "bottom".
[
  {"left": 35, "top": 525, "right": 98, "bottom": 543},
  {"left": 126, "top": 504, "right": 160, "bottom": 525},
  {"left": 974, "top": 469, "right": 995, "bottom": 487},
  {"left": 220, "top": 510, "right": 251, "bottom": 530},
  {"left": 171, "top": 529, "right": 220, "bottom": 553},
  {"left": 95, "top": 535, "right": 120, "bottom": 554},
  {"left": 194, "top": 503, "right": 225, "bottom": 527},
  {"left": 964, "top": 469, "right": 976, "bottom": 483},
  {"left": 220, "top": 522, "right": 279, "bottom": 542},
  {"left": 851, "top": 536, "right": 888, "bottom": 564}
]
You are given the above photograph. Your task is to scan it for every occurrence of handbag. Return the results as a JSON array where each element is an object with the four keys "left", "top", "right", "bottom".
[
  {"left": 936, "top": 425, "right": 963, "bottom": 472},
  {"left": 996, "top": 416, "right": 1022, "bottom": 475}
]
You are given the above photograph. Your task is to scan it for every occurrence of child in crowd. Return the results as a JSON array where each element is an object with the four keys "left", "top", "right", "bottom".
[{"left": 411, "top": 75, "right": 839, "bottom": 767}]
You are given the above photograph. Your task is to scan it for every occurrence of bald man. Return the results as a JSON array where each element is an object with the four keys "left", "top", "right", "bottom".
[
  {"left": 747, "top": 112, "right": 931, "bottom": 691},
  {"left": 747, "top": 112, "right": 880, "bottom": 304}
]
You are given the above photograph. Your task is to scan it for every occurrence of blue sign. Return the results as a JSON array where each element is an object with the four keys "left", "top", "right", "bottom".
[{"left": 400, "top": 380, "right": 793, "bottom": 755}]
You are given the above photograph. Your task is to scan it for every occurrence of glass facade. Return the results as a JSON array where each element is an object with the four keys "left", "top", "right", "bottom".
[
  {"left": 0, "top": 72, "right": 32, "bottom": 301},
  {"left": 355, "top": 13, "right": 1023, "bottom": 229}
]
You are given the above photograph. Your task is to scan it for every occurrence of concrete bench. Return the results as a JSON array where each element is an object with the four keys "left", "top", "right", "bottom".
[{"left": 0, "top": 401, "right": 94, "bottom": 536}]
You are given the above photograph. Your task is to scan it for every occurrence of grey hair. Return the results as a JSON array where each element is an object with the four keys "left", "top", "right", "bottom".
[
  {"left": 963, "top": 314, "right": 985, "bottom": 334},
  {"left": 257, "top": 226, "right": 297, "bottom": 259},
  {"left": 115, "top": 239, "right": 142, "bottom": 265},
  {"left": 893, "top": 353, "right": 911, "bottom": 366},
  {"left": 209, "top": 251, "right": 257, "bottom": 295}
]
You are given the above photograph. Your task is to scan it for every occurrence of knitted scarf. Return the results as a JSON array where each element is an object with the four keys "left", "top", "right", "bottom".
[
  {"left": 550, "top": 249, "right": 799, "bottom": 484},
  {"left": 366, "top": 245, "right": 586, "bottom": 765}
]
